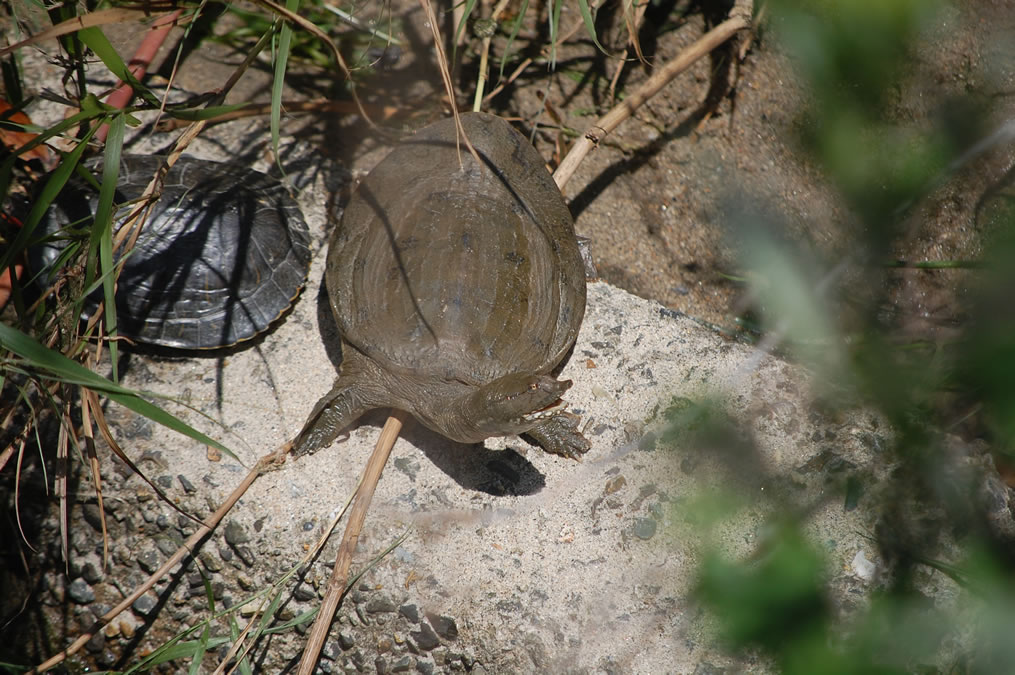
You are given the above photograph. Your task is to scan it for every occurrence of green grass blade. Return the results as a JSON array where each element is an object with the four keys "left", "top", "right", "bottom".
[
  {"left": 165, "top": 102, "right": 249, "bottom": 120},
  {"left": 257, "top": 586, "right": 286, "bottom": 634},
  {"left": 576, "top": 0, "right": 608, "bottom": 55},
  {"left": 263, "top": 607, "right": 317, "bottom": 634},
  {"left": 187, "top": 572, "right": 216, "bottom": 675},
  {"left": 95, "top": 116, "right": 126, "bottom": 382},
  {"left": 548, "top": 0, "right": 562, "bottom": 69},
  {"left": 229, "top": 614, "right": 254, "bottom": 675},
  {"left": 271, "top": 1, "right": 300, "bottom": 170},
  {"left": 499, "top": 0, "right": 530, "bottom": 79},
  {"left": 132, "top": 636, "right": 231, "bottom": 669},
  {"left": 0, "top": 322, "right": 234, "bottom": 457},
  {"left": 76, "top": 26, "right": 130, "bottom": 82},
  {"left": 453, "top": 0, "right": 480, "bottom": 64}
]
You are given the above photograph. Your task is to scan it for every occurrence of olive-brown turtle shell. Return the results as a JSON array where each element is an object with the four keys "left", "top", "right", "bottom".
[{"left": 325, "top": 112, "right": 585, "bottom": 383}]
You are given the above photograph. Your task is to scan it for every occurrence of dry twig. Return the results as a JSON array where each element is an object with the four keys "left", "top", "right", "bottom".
[
  {"left": 553, "top": 0, "right": 754, "bottom": 190},
  {"left": 296, "top": 411, "right": 410, "bottom": 675}
]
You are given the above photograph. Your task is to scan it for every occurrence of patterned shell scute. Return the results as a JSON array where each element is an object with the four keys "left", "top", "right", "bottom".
[
  {"left": 327, "top": 112, "right": 585, "bottom": 383},
  {"left": 33, "top": 155, "right": 312, "bottom": 349}
]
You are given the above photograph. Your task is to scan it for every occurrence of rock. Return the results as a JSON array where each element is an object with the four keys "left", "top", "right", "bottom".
[
  {"left": 199, "top": 551, "right": 223, "bottom": 572},
  {"left": 235, "top": 545, "right": 256, "bottom": 567},
  {"left": 338, "top": 629, "right": 355, "bottom": 650},
  {"left": 630, "top": 517, "right": 657, "bottom": 540},
  {"left": 426, "top": 614, "right": 458, "bottom": 641},
  {"left": 410, "top": 622, "right": 441, "bottom": 651},
  {"left": 224, "top": 520, "right": 250, "bottom": 545},
  {"left": 366, "top": 596, "right": 397, "bottom": 614},
  {"left": 82, "top": 504, "right": 104, "bottom": 532},
  {"left": 321, "top": 639, "right": 342, "bottom": 661},
  {"left": 68, "top": 578, "right": 95, "bottom": 604},
  {"left": 293, "top": 584, "right": 316, "bottom": 602},
  {"left": 391, "top": 655, "right": 413, "bottom": 672},
  {"left": 399, "top": 603, "right": 420, "bottom": 624},
  {"left": 85, "top": 630, "right": 105, "bottom": 653},
  {"left": 81, "top": 561, "right": 103, "bottom": 584},
  {"left": 178, "top": 474, "right": 197, "bottom": 494},
  {"left": 133, "top": 592, "right": 158, "bottom": 615},
  {"left": 137, "top": 547, "right": 161, "bottom": 574}
]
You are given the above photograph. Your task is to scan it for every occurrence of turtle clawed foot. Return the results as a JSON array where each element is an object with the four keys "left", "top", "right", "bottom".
[{"left": 525, "top": 412, "right": 590, "bottom": 460}]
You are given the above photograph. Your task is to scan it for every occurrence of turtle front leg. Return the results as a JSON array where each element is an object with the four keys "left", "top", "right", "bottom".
[
  {"left": 525, "top": 413, "right": 590, "bottom": 460},
  {"left": 291, "top": 378, "right": 371, "bottom": 457}
]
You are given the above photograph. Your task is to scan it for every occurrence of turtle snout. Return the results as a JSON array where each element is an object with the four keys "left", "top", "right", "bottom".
[{"left": 467, "top": 373, "right": 574, "bottom": 437}]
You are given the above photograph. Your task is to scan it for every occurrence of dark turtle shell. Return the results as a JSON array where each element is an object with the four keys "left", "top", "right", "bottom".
[
  {"left": 325, "top": 112, "right": 585, "bottom": 382},
  {"left": 31, "top": 155, "right": 312, "bottom": 349}
]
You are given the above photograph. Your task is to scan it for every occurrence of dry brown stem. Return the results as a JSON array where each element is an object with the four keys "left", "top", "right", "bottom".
[{"left": 296, "top": 410, "right": 409, "bottom": 675}]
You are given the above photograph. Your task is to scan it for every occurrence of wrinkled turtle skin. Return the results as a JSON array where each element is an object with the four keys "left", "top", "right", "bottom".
[
  {"left": 294, "top": 112, "right": 589, "bottom": 458},
  {"left": 31, "top": 155, "right": 311, "bottom": 349}
]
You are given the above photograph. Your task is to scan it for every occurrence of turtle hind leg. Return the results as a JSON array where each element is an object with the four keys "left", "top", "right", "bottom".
[
  {"left": 524, "top": 412, "right": 590, "bottom": 460},
  {"left": 291, "top": 378, "right": 372, "bottom": 457}
]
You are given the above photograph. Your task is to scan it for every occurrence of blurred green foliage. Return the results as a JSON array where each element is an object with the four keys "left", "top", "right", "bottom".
[{"left": 689, "top": 0, "right": 1015, "bottom": 672}]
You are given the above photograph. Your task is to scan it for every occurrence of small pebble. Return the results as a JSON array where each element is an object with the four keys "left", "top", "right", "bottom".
[
  {"left": 399, "top": 604, "right": 420, "bottom": 624},
  {"left": 427, "top": 614, "right": 458, "bottom": 641},
  {"left": 178, "top": 474, "right": 197, "bottom": 494},
  {"left": 631, "top": 517, "right": 657, "bottom": 540},
  {"left": 367, "top": 596, "right": 397, "bottom": 614},
  {"left": 224, "top": 520, "right": 250, "bottom": 546},
  {"left": 410, "top": 622, "right": 441, "bottom": 651},
  {"left": 68, "top": 578, "right": 96, "bottom": 604},
  {"left": 137, "top": 549, "right": 161, "bottom": 574},
  {"left": 391, "top": 655, "right": 413, "bottom": 672},
  {"left": 84, "top": 633, "right": 104, "bottom": 653},
  {"left": 133, "top": 592, "right": 158, "bottom": 615},
  {"left": 322, "top": 639, "right": 343, "bottom": 660},
  {"left": 81, "top": 561, "right": 103, "bottom": 584},
  {"left": 82, "top": 504, "right": 104, "bottom": 532},
  {"left": 604, "top": 476, "right": 626, "bottom": 495},
  {"left": 199, "top": 551, "right": 223, "bottom": 572},
  {"left": 235, "top": 545, "right": 256, "bottom": 567}
]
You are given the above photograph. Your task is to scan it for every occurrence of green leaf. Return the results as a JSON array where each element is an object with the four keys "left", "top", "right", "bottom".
[
  {"left": 548, "top": 0, "right": 562, "bottom": 69},
  {"left": 271, "top": 1, "right": 300, "bottom": 168},
  {"left": 0, "top": 322, "right": 235, "bottom": 458},
  {"left": 453, "top": 0, "right": 480, "bottom": 63},
  {"left": 132, "top": 636, "right": 231, "bottom": 669},
  {"left": 499, "top": 0, "right": 530, "bottom": 79},
  {"left": 576, "top": 0, "right": 609, "bottom": 56},
  {"left": 77, "top": 26, "right": 130, "bottom": 82},
  {"left": 165, "top": 102, "right": 249, "bottom": 121},
  {"left": 95, "top": 116, "right": 126, "bottom": 381}
]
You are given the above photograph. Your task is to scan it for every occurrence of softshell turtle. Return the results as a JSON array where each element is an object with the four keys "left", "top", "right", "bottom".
[
  {"left": 30, "top": 155, "right": 312, "bottom": 349},
  {"left": 294, "top": 112, "right": 589, "bottom": 458}
]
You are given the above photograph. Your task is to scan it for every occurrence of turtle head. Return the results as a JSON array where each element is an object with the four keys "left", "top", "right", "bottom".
[{"left": 458, "top": 373, "right": 573, "bottom": 439}]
